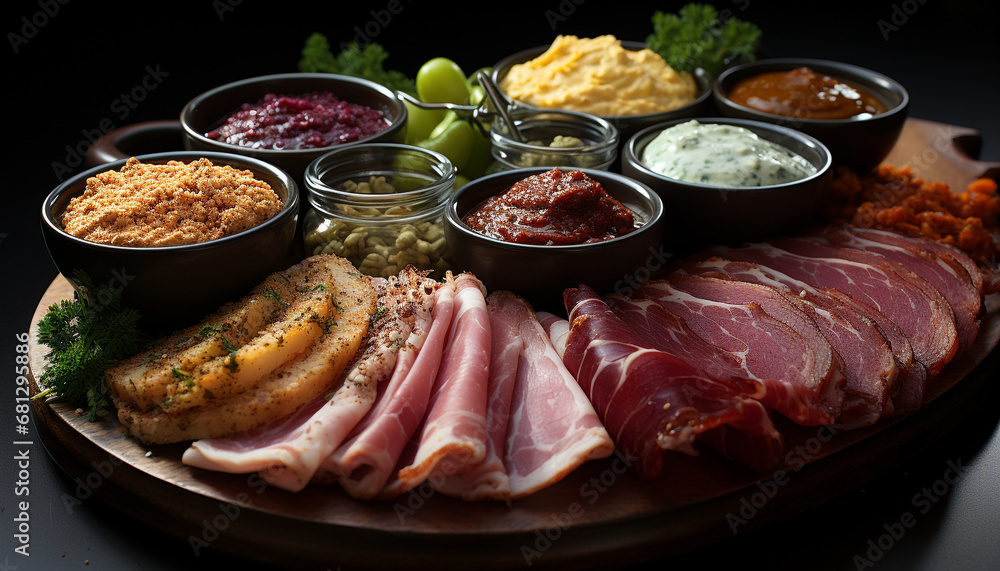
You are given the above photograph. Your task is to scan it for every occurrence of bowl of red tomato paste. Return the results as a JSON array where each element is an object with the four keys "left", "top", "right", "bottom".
[
  {"left": 445, "top": 167, "right": 664, "bottom": 310},
  {"left": 180, "top": 73, "right": 407, "bottom": 183}
]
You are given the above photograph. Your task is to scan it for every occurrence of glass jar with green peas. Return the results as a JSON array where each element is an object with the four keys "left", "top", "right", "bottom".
[{"left": 302, "top": 143, "right": 456, "bottom": 279}]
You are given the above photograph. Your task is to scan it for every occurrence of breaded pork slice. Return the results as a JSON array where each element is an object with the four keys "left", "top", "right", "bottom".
[{"left": 109, "top": 255, "right": 377, "bottom": 445}]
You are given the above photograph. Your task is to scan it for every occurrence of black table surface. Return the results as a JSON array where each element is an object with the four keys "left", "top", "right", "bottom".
[{"left": 3, "top": 1, "right": 999, "bottom": 569}]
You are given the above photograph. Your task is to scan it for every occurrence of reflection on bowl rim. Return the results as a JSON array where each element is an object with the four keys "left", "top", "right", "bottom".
[
  {"left": 41, "top": 150, "right": 299, "bottom": 253},
  {"left": 445, "top": 166, "right": 663, "bottom": 252},
  {"left": 490, "top": 41, "right": 713, "bottom": 122},
  {"left": 179, "top": 72, "right": 407, "bottom": 157},
  {"left": 623, "top": 117, "right": 833, "bottom": 193},
  {"left": 713, "top": 57, "right": 910, "bottom": 126}
]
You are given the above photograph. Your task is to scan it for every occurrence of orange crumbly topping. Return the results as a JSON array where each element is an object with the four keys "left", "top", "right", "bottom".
[
  {"left": 825, "top": 164, "right": 1000, "bottom": 267},
  {"left": 61, "top": 157, "right": 283, "bottom": 247}
]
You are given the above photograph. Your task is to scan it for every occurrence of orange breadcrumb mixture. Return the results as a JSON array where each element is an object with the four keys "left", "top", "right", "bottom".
[
  {"left": 61, "top": 157, "right": 283, "bottom": 247},
  {"left": 825, "top": 164, "right": 1000, "bottom": 267}
]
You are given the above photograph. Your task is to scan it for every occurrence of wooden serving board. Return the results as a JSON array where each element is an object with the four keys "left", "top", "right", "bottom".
[{"left": 27, "top": 118, "right": 1000, "bottom": 571}]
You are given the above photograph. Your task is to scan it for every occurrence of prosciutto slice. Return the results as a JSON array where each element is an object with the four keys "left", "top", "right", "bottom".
[
  {"left": 537, "top": 311, "right": 570, "bottom": 359},
  {"left": 381, "top": 273, "right": 491, "bottom": 498},
  {"left": 321, "top": 276, "right": 453, "bottom": 499},
  {"left": 673, "top": 261, "right": 899, "bottom": 428},
  {"left": 636, "top": 278, "right": 844, "bottom": 426},
  {"left": 807, "top": 226, "right": 982, "bottom": 355},
  {"left": 181, "top": 273, "right": 416, "bottom": 492},
  {"left": 562, "top": 286, "right": 783, "bottom": 479}
]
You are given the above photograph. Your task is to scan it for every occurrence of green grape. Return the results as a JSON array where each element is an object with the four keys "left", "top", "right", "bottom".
[
  {"left": 404, "top": 100, "right": 447, "bottom": 145},
  {"left": 462, "top": 128, "right": 494, "bottom": 180},
  {"left": 416, "top": 57, "right": 470, "bottom": 105},
  {"left": 415, "top": 119, "right": 474, "bottom": 171}
]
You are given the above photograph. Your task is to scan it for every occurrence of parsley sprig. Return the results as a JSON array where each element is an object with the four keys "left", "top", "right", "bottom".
[
  {"left": 34, "top": 271, "right": 150, "bottom": 420},
  {"left": 645, "top": 3, "right": 761, "bottom": 78},
  {"left": 298, "top": 33, "right": 416, "bottom": 96}
]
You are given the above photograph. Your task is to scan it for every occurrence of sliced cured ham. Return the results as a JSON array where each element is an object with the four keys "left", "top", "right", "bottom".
[
  {"left": 436, "top": 291, "right": 613, "bottom": 500},
  {"left": 807, "top": 226, "right": 982, "bottom": 355},
  {"left": 537, "top": 311, "right": 570, "bottom": 359},
  {"left": 636, "top": 278, "right": 845, "bottom": 426},
  {"left": 562, "top": 286, "right": 783, "bottom": 479},
  {"left": 760, "top": 237, "right": 959, "bottom": 377},
  {"left": 604, "top": 294, "right": 760, "bottom": 396},
  {"left": 433, "top": 292, "right": 522, "bottom": 501},
  {"left": 671, "top": 263, "right": 897, "bottom": 428},
  {"left": 181, "top": 271, "right": 409, "bottom": 491},
  {"left": 381, "top": 273, "right": 491, "bottom": 499},
  {"left": 322, "top": 274, "right": 452, "bottom": 499},
  {"left": 708, "top": 241, "right": 955, "bottom": 408}
]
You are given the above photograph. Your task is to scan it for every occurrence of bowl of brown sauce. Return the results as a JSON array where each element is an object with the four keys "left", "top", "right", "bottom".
[
  {"left": 713, "top": 58, "right": 909, "bottom": 175},
  {"left": 444, "top": 167, "right": 664, "bottom": 310}
]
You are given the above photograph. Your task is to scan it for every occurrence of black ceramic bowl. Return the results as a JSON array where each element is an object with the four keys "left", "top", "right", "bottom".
[
  {"left": 41, "top": 151, "right": 299, "bottom": 336},
  {"left": 713, "top": 58, "right": 909, "bottom": 175},
  {"left": 622, "top": 117, "right": 832, "bottom": 251},
  {"left": 491, "top": 41, "right": 713, "bottom": 144},
  {"left": 180, "top": 73, "right": 407, "bottom": 184},
  {"left": 444, "top": 167, "right": 664, "bottom": 310}
]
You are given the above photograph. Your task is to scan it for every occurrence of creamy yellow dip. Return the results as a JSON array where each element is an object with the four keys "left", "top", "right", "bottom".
[{"left": 500, "top": 35, "right": 698, "bottom": 117}]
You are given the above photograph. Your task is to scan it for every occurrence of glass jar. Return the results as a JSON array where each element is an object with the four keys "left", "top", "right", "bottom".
[
  {"left": 488, "top": 108, "right": 620, "bottom": 172},
  {"left": 302, "top": 143, "right": 456, "bottom": 279}
]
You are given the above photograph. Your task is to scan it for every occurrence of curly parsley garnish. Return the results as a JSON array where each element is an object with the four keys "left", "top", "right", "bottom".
[
  {"left": 645, "top": 3, "right": 761, "bottom": 78},
  {"left": 34, "top": 271, "right": 150, "bottom": 421}
]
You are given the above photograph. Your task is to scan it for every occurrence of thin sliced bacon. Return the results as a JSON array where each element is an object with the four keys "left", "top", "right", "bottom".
[
  {"left": 562, "top": 286, "right": 783, "bottom": 479},
  {"left": 636, "top": 278, "right": 844, "bottom": 426},
  {"left": 674, "top": 261, "right": 899, "bottom": 428},
  {"left": 382, "top": 274, "right": 491, "bottom": 498},
  {"left": 322, "top": 276, "right": 453, "bottom": 499},
  {"left": 808, "top": 226, "right": 982, "bottom": 355}
]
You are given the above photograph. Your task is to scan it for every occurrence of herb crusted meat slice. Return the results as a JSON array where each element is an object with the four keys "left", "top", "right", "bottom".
[{"left": 110, "top": 255, "right": 376, "bottom": 445}]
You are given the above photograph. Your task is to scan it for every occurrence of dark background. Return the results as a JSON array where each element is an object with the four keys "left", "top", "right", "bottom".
[{"left": 2, "top": 0, "right": 999, "bottom": 569}]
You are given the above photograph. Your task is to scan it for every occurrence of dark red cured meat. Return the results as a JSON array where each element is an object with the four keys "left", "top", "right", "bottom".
[
  {"left": 637, "top": 277, "right": 845, "bottom": 426},
  {"left": 807, "top": 226, "right": 982, "bottom": 355},
  {"left": 676, "top": 259, "right": 899, "bottom": 428},
  {"left": 763, "top": 236, "right": 959, "bottom": 377},
  {"left": 683, "top": 253, "right": 926, "bottom": 413},
  {"left": 562, "top": 286, "right": 783, "bottom": 479}
]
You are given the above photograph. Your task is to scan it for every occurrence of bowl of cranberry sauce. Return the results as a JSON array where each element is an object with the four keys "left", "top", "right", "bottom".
[{"left": 181, "top": 73, "right": 407, "bottom": 182}]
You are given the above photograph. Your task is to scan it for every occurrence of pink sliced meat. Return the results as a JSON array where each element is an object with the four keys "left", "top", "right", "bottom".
[
  {"left": 762, "top": 236, "right": 959, "bottom": 377},
  {"left": 433, "top": 291, "right": 522, "bottom": 501},
  {"left": 537, "top": 311, "right": 570, "bottom": 359},
  {"left": 674, "top": 261, "right": 899, "bottom": 428},
  {"left": 807, "top": 225, "right": 982, "bottom": 355},
  {"left": 181, "top": 275, "right": 411, "bottom": 492},
  {"left": 496, "top": 291, "right": 614, "bottom": 499},
  {"left": 562, "top": 285, "right": 783, "bottom": 479},
  {"left": 382, "top": 273, "right": 492, "bottom": 498},
  {"left": 322, "top": 277, "right": 455, "bottom": 499},
  {"left": 636, "top": 278, "right": 844, "bottom": 426}
]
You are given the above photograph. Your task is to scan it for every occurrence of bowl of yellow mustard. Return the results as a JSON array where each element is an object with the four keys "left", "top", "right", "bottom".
[{"left": 491, "top": 35, "right": 713, "bottom": 142}]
